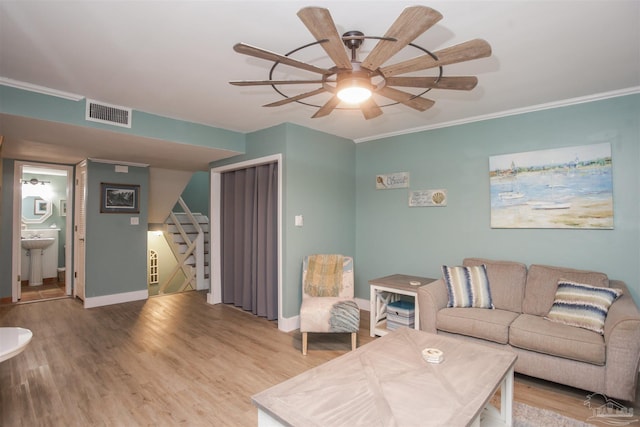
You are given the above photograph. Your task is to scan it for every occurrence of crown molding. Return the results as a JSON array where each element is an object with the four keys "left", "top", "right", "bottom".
[
  {"left": 0, "top": 77, "right": 85, "bottom": 101},
  {"left": 355, "top": 87, "right": 640, "bottom": 143},
  {"left": 89, "top": 158, "right": 149, "bottom": 167}
]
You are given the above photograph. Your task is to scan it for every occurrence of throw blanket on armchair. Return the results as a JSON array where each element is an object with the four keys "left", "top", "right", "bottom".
[
  {"left": 304, "top": 254, "right": 344, "bottom": 297},
  {"left": 329, "top": 300, "right": 360, "bottom": 333}
]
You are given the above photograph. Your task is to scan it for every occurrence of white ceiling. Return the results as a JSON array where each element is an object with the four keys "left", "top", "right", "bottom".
[{"left": 1, "top": 1, "right": 639, "bottom": 170}]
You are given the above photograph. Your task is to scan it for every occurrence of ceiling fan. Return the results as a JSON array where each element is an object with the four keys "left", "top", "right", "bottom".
[{"left": 229, "top": 6, "right": 491, "bottom": 119}]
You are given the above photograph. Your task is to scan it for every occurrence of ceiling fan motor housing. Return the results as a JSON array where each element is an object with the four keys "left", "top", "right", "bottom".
[
  {"left": 337, "top": 65, "right": 372, "bottom": 85},
  {"left": 342, "top": 30, "right": 365, "bottom": 51},
  {"left": 335, "top": 64, "right": 374, "bottom": 104}
]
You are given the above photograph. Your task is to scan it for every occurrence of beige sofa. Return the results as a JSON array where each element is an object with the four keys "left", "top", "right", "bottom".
[{"left": 418, "top": 258, "right": 640, "bottom": 402}]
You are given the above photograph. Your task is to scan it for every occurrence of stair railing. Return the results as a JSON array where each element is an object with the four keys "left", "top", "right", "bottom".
[{"left": 158, "top": 197, "right": 206, "bottom": 293}]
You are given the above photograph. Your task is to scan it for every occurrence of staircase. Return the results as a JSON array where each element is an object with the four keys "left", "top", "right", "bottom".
[{"left": 159, "top": 197, "right": 210, "bottom": 294}]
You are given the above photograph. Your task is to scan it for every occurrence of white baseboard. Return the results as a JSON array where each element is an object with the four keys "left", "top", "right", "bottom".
[
  {"left": 206, "top": 292, "right": 221, "bottom": 305},
  {"left": 197, "top": 279, "right": 210, "bottom": 291},
  {"left": 278, "top": 315, "right": 299, "bottom": 333},
  {"left": 277, "top": 298, "right": 371, "bottom": 333},
  {"left": 84, "top": 289, "right": 148, "bottom": 309},
  {"left": 355, "top": 297, "right": 370, "bottom": 311}
]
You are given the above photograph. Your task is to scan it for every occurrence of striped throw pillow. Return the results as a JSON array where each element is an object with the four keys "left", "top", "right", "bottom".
[
  {"left": 442, "top": 264, "right": 494, "bottom": 309},
  {"left": 545, "top": 280, "right": 622, "bottom": 334}
]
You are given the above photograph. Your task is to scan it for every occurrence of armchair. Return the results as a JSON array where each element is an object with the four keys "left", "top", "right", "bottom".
[{"left": 299, "top": 254, "right": 360, "bottom": 355}]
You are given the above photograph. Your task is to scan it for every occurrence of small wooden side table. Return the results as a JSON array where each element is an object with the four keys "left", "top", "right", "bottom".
[{"left": 369, "top": 274, "right": 437, "bottom": 337}]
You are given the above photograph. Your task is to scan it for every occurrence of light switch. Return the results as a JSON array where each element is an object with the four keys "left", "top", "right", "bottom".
[
  {"left": 130, "top": 217, "right": 139, "bottom": 225},
  {"left": 295, "top": 215, "right": 303, "bottom": 227}
]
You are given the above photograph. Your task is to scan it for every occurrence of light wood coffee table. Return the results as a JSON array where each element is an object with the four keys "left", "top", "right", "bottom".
[{"left": 253, "top": 327, "right": 516, "bottom": 426}]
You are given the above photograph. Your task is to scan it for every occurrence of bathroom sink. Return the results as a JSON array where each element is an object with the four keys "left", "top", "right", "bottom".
[{"left": 21, "top": 237, "right": 55, "bottom": 250}]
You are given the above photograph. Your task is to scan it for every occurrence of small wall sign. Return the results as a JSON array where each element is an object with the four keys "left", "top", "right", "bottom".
[
  {"left": 409, "top": 189, "right": 448, "bottom": 207},
  {"left": 376, "top": 172, "right": 409, "bottom": 190}
]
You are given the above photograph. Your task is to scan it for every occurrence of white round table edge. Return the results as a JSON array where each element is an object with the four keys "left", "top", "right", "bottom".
[{"left": 0, "top": 327, "right": 33, "bottom": 363}]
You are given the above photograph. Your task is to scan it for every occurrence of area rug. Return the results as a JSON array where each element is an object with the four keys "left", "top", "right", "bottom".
[{"left": 513, "top": 401, "right": 596, "bottom": 427}]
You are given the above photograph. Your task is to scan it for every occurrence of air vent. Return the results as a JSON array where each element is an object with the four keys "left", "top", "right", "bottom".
[{"left": 86, "top": 99, "right": 132, "bottom": 128}]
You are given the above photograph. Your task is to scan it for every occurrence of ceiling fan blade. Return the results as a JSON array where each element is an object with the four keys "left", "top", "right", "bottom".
[
  {"left": 361, "top": 6, "right": 443, "bottom": 71},
  {"left": 312, "top": 95, "right": 341, "bottom": 118},
  {"left": 385, "top": 76, "right": 478, "bottom": 90},
  {"left": 380, "top": 39, "right": 492, "bottom": 77},
  {"left": 263, "top": 87, "right": 328, "bottom": 107},
  {"left": 234, "top": 43, "right": 332, "bottom": 75},
  {"left": 297, "top": 7, "right": 352, "bottom": 69},
  {"left": 377, "top": 86, "right": 435, "bottom": 111},
  {"left": 230, "top": 79, "right": 328, "bottom": 86},
  {"left": 360, "top": 98, "right": 383, "bottom": 120}
]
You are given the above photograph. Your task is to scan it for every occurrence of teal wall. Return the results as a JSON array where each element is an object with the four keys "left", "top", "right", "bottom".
[
  {"left": 214, "top": 123, "right": 287, "bottom": 167},
  {"left": 0, "top": 155, "right": 4, "bottom": 294},
  {"left": 284, "top": 124, "right": 356, "bottom": 316},
  {"left": 210, "top": 123, "right": 356, "bottom": 318},
  {"left": 174, "top": 171, "right": 210, "bottom": 216},
  {"left": 355, "top": 94, "right": 640, "bottom": 303},
  {"left": 0, "top": 86, "right": 245, "bottom": 153},
  {"left": 85, "top": 161, "right": 149, "bottom": 297},
  {"left": 0, "top": 160, "right": 16, "bottom": 298},
  {"left": 2, "top": 84, "right": 638, "bottom": 315},
  {"left": 0, "top": 85, "right": 246, "bottom": 300}
]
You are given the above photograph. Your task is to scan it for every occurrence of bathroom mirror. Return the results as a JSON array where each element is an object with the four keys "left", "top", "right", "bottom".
[{"left": 22, "top": 196, "right": 53, "bottom": 224}]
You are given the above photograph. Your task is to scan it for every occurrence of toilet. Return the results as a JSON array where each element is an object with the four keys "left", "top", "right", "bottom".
[{"left": 57, "top": 267, "right": 65, "bottom": 283}]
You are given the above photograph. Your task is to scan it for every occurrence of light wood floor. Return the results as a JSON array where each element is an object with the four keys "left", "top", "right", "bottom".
[{"left": 1, "top": 291, "right": 637, "bottom": 426}]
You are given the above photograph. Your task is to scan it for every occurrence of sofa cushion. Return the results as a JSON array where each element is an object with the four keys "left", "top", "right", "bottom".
[
  {"left": 463, "top": 258, "right": 527, "bottom": 313},
  {"left": 545, "top": 280, "right": 622, "bottom": 334},
  {"left": 522, "top": 264, "right": 609, "bottom": 317},
  {"left": 437, "top": 308, "right": 519, "bottom": 344},
  {"left": 509, "top": 314, "right": 605, "bottom": 365},
  {"left": 442, "top": 264, "right": 494, "bottom": 308}
]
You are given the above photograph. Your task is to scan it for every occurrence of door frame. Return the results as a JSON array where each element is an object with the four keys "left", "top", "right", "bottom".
[
  {"left": 73, "top": 160, "right": 87, "bottom": 302},
  {"left": 12, "top": 161, "right": 74, "bottom": 302},
  {"left": 209, "top": 154, "right": 283, "bottom": 326}
]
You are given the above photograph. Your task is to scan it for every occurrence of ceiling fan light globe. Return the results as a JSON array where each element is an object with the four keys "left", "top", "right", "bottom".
[{"left": 337, "top": 86, "right": 372, "bottom": 104}]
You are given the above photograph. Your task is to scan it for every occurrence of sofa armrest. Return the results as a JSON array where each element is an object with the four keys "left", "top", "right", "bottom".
[
  {"left": 603, "top": 280, "right": 640, "bottom": 401},
  {"left": 417, "top": 279, "right": 448, "bottom": 333}
]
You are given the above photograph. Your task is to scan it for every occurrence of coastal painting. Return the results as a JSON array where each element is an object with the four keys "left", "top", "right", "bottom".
[{"left": 490, "top": 143, "right": 613, "bottom": 229}]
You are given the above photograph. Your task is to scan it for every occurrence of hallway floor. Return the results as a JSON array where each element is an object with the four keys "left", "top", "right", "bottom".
[{"left": 19, "top": 280, "right": 67, "bottom": 303}]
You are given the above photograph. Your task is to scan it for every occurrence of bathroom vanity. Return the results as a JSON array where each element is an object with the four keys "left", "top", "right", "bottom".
[{"left": 21, "top": 229, "right": 60, "bottom": 285}]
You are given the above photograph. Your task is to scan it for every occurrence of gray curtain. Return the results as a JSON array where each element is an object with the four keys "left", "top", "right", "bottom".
[{"left": 221, "top": 162, "right": 278, "bottom": 320}]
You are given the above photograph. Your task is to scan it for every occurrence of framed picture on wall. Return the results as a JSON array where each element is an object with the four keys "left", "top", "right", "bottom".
[
  {"left": 100, "top": 183, "right": 140, "bottom": 213},
  {"left": 34, "top": 198, "right": 48, "bottom": 215},
  {"left": 489, "top": 143, "right": 613, "bottom": 229}
]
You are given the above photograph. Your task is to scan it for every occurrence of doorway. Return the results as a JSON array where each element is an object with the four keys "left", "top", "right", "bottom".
[
  {"left": 220, "top": 161, "right": 278, "bottom": 319},
  {"left": 73, "top": 160, "right": 86, "bottom": 301},
  {"left": 12, "top": 161, "right": 74, "bottom": 303},
  {"left": 209, "top": 154, "right": 283, "bottom": 325}
]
